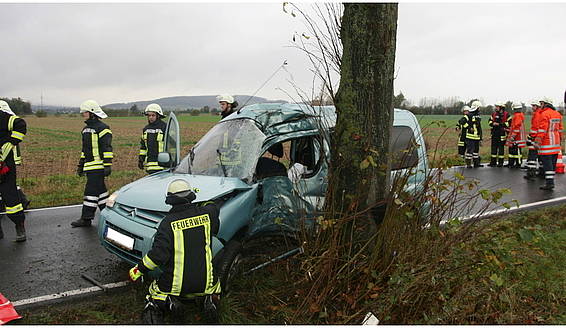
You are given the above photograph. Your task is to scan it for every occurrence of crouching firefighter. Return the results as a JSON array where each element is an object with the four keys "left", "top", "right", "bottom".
[
  {"left": 0, "top": 100, "right": 27, "bottom": 242},
  {"left": 139, "top": 103, "right": 167, "bottom": 174},
  {"left": 71, "top": 100, "right": 113, "bottom": 227},
  {"left": 129, "top": 179, "right": 222, "bottom": 324}
]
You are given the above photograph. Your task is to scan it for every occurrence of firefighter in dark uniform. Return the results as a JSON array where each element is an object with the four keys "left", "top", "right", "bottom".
[
  {"left": 129, "top": 179, "right": 222, "bottom": 324},
  {"left": 524, "top": 99, "right": 543, "bottom": 180},
  {"left": 0, "top": 100, "right": 27, "bottom": 242},
  {"left": 139, "top": 103, "right": 167, "bottom": 174},
  {"left": 487, "top": 102, "right": 509, "bottom": 167},
  {"left": 464, "top": 100, "right": 484, "bottom": 168},
  {"left": 456, "top": 105, "right": 470, "bottom": 159},
  {"left": 71, "top": 100, "right": 113, "bottom": 227},
  {"left": 217, "top": 95, "right": 238, "bottom": 119}
]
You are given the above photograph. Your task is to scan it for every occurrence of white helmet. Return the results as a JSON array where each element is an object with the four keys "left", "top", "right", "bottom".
[
  {"left": 539, "top": 97, "right": 554, "bottom": 106},
  {"left": 470, "top": 100, "right": 482, "bottom": 112},
  {"left": 530, "top": 99, "right": 539, "bottom": 106},
  {"left": 145, "top": 103, "right": 164, "bottom": 117},
  {"left": 80, "top": 99, "right": 107, "bottom": 119},
  {"left": 217, "top": 94, "right": 235, "bottom": 104},
  {"left": 461, "top": 105, "right": 471, "bottom": 113},
  {"left": 0, "top": 100, "right": 15, "bottom": 115},
  {"left": 167, "top": 179, "right": 192, "bottom": 196},
  {"left": 494, "top": 101, "right": 505, "bottom": 108},
  {"left": 512, "top": 103, "right": 522, "bottom": 110}
]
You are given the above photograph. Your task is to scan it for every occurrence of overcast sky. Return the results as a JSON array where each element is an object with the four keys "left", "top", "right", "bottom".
[{"left": 1, "top": 2, "right": 565, "bottom": 107}]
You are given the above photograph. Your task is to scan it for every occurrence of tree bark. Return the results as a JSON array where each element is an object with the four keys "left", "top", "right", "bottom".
[{"left": 327, "top": 3, "right": 398, "bottom": 215}]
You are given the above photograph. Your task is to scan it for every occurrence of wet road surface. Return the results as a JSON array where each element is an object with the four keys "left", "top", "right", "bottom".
[{"left": 1, "top": 166, "right": 565, "bottom": 306}]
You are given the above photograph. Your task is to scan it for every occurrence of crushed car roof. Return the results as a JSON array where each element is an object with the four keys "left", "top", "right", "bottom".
[{"left": 222, "top": 103, "right": 337, "bottom": 137}]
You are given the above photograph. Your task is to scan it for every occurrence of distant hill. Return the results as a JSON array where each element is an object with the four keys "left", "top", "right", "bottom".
[
  {"left": 103, "top": 95, "right": 287, "bottom": 110},
  {"left": 30, "top": 95, "right": 287, "bottom": 112}
]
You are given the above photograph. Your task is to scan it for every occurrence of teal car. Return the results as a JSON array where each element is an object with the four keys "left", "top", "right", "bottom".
[{"left": 98, "top": 103, "right": 428, "bottom": 278}]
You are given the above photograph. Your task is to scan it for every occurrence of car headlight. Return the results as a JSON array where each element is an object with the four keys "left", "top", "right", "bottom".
[{"left": 106, "top": 191, "right": 119, "bottom": 208}]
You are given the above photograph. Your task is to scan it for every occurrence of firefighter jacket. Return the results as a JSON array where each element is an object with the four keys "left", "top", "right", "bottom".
[
  {"left": 506, "top": 112, "right": 526, "bottom": 148},
  {"left": 456, "top": 115, "right": 467, "bottom": 147},
  {"left": 79, "top": 118, "right": 113, "bottom": 172},
  {"left": 464, "top": 114, "right": 482, "bottom": 140},
  {"left": 488, "top": 110, "right": 509, "bottom": 141},
  {"left": 0, "top": 112, "right": 26, "bottom": 168},
  {"left": 139, "top": 119, "right": 167, "bottom": 172},
  {"left": 535, "top": 107, "right": 563, "bottom": 155},
  {"left": 138, "top": 199, "right": 221, "bottom": 297}
]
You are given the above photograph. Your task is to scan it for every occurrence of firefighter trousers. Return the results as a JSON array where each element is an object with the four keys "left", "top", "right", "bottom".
[
  {"left": 508, "top": 145, "right": 522, "bottom": 167},
  {"left": 81, "top": 170, "right": 108, "bottom": 220},
  {"left": 465, "top": 139, "right": 481, "bottom": 166},
  {"left": 0, "top": 166, "right": 25, "bottom": 225},
  {"left": 540, "top": 154, "right": 558, "bottom": 186},
  {"left": 490, "top": 136, "right": 505, "bottom": 165}
]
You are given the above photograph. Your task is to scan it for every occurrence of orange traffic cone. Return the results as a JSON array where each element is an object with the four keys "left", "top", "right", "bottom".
[
  {"left": 556, "top": 150, "right": 565, "bottom": 174},
  {"left": 0, "top": 293, "right": 21, "bottom": 324}
]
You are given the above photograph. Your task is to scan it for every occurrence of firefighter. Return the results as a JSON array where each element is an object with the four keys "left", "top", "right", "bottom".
[
  {"left": 71, "top": 100, "right": 113, "bottom": 227},
  {"left": 487, "top": 102, "right": 509, "bottom": 167},
  {"left": 129, "top": 179, "right": 222, "bottom": 324},
  {"left": 217, "top": 95, "right": 238, "bottom": 119},
  {"left": 456, "top": 105, "right": 470, "bottom": 159},
  {"left": 506, "top": 103, "right": 527, "bottom": 168},
  {"left": 535, "top": 97, "right": 563, "bottom": 190},
  {"left": 139, "top": 104, "right": 167, "bottom": 174},
  {"left": 524, "top": 99, "right": 543, "bottom": 180},
  {"left": 464, "top": 100, "right": 483, "bottom": 168},
  {"left": 0, "top": 100, "right": 27, "bottom": 242}
]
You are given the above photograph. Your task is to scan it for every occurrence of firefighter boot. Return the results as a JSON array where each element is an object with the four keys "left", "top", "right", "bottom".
[
  {"left": 71, "top": 218, "right": 92, "bottom": 228},
  {"left": 15, "top": 222, "right": 26, "bottom": 242},
  {"left": 488, "top": 157, "right": 497, "bottom": 167},
  {"left": 497, "top": 157, "right": 505, "bottom": 167},
  {"left": 505, "top": 158, "right": 514, "bottom": 168},
  {"left": 524, "top": 169, "right": 536, "bottom": 180},
  {"left": 465, "top": 159, "right": 473, "bottom": 168},
  {"left": 540, "top": 183, "right": 555, "bottom": 191},
  {"left": 473, "top": 157, "right": 482, "bottom": 168},
  {"left": 141, "top": 300, "right": 164, "bottom": 324},
  {"left": 202, "top": 294, "right": 220, "bottom": 324}
]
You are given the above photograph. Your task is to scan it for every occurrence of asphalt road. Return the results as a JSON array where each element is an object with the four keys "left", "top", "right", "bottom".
[{"left": 1, "top": 166, "right": 565, "bottom": 307}]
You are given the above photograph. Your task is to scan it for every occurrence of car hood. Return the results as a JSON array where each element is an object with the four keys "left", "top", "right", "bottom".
[{"left": 115, "top": 171, "right": 252, "bottom": 211}]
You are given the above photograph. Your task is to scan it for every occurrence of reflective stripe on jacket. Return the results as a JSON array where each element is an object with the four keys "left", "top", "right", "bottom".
[
  {"left": 137, "top": 201, "right": 221, "bottom": 297},
  {"left": 0, "top": 112, "right": 27, "bottom": 166},
  {"left": 139, "top": 119, "right": 166, "bottom": 172},
  {"left": 535, "top": 107, "right": 563, "bottom": 155},
  {"left": 507, "top": 112, "right": 526, "bottom": 148},
  {"left": 80, "top": 118, "right": 113, "bottom": 171},
  {"left": 465, "top": 115, "right": 482, "bottom": 140}
]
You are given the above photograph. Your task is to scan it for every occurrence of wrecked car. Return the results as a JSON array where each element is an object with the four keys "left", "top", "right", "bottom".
[{"left": 98, "top": 103, "right": 428, "bottom": 283}]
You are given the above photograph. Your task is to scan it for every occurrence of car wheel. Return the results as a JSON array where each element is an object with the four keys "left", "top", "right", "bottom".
[{"left": 214, "top": 239, "right": 242, "bottom": 294}]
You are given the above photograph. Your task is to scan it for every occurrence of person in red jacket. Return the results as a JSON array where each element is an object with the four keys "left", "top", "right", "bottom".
[
  {"left": 506, "top": 103, "right": 527, "bottom": 168},
  {"left": 524, "top": 100, "right": 543, "bottom": 180},
  {"left": 535, "top": 97, "right": 563, "bottom": 190}
]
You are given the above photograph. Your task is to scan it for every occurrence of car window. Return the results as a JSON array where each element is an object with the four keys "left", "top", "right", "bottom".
[{"left": 390, "top": 126, "right": 419, "bottom": 170}]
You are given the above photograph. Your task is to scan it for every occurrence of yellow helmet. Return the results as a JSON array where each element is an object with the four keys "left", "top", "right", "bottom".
[
  {"left": 80, "top": 100, "right": 107, "bottom": 119},
  {"left": 144, "top": 103, "right": 165, "bottom": 117}
]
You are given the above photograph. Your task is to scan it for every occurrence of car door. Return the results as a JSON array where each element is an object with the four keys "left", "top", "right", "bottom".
[{"left": 164, "top": 112, "right": 181, "bottom": 166}]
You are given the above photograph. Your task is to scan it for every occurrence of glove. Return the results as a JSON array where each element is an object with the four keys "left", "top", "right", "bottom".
[
  {"left": 138, "top": 160, "right": 144, "bottom": 170},
  {"left": 129, "top": 265, "right": 143, "bottom": 282},
  {"left": 104, "top": 166, "right": 112, "bottom": 177},
  {"left": 76, "top": 165, "right": 84, "bottom": 177},
  {"left": 0, "top": 162, "right": 10, "bottom": 176}
]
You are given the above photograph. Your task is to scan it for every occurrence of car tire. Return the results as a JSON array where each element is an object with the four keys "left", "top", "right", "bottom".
[{"left": 214, "top": 239, "right": 242, "bottom": 295}]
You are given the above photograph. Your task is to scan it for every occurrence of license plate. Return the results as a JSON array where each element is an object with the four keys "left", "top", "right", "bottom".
[{"left": 105, "top": 226, "right": 135, "bottom": 251}]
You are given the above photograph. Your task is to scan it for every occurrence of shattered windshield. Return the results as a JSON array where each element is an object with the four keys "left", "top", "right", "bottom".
[{"left": 175, "top": 119, "right": 266, "bottom": 181}]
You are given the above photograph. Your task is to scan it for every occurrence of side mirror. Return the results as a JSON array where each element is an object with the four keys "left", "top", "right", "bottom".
[{"left": 157, "top": 152, "right": 171, "bottom": 168}]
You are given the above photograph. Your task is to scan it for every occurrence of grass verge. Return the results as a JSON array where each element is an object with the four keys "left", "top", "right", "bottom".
[{"left": 12, "top": 204, "right": 566, "bottom": 324}]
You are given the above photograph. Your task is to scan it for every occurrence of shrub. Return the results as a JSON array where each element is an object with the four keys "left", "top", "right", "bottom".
[
  {"left": 190, "top": 109, "right": 200, "bottom": 116},
  {"left": 35, "top": 110, "right": 48, "bottom": 117}
]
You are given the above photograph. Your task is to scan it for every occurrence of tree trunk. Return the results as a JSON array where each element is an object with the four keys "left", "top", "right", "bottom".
[{"left": 327, "top": 3, "right": 398, "bottom": 215}]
